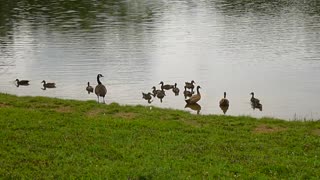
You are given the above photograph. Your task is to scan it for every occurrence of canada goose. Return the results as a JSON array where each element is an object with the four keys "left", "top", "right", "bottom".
[
  {"left": 41, "top": 80, "right": 56, "bottom": 88},
  {"left": 172, "top": 83, "right": 179, "bottom": 95},
  {"left": 159, "top": 81, "right": 174, "bottom": 90},
  {"left": 250, "top": 92, "right": 262, "bottom": 111},
  {"left": 219, "top": 92, "right": 229, "bottom": 107},
  {"left": 250, "top": 92, "right": 260, "bottom": 105},
  {"left": 95, "top": 74, "right": 107, "bottom": 103},
  {"left": 183, "top": 86, "right": 193, "bottom": 98},
  {"left": 185, "top": 80, "right": 195, "bottom": 91},
  {"left": 86, "top": 82, "right": 94, "bottom": 94},
  {"left": 142, "top": 92, "right": 153, "bottom": 101},
  {"left": 185, "top": 102, "right": 201, "bottom": 115},
  {"left": 156, "top": 89, "right": 165, "bottom": 99},
  {"left": 15, "top": 79, "right": 30, "bottom": 86},
  {"left": 185, "top": 86, "right": 201, "bottom": 104},
  {"left": 152, "top": 86, "right": 163, "bottom": 97},
  {"left": 220, "top": 105, "right": 229, "bottom": 114}
]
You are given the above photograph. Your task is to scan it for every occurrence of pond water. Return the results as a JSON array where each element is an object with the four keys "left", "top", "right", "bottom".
[{"left": 1, "top": 0, "right": 320, "bottom": 120}]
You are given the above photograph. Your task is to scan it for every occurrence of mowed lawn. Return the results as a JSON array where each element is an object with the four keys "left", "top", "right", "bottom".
[{"left": 0, "top": 93, "right": 320, "bottom": 179}]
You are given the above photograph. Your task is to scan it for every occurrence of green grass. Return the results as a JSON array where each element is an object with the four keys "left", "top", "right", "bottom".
[{"left": 0, "top": 93, "right": 320, "bottom": 179}]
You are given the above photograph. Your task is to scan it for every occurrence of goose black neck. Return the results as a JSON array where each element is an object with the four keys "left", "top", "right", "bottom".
[
  {"left": 224, "top": 92, "right": 226, "bottom": 98},
  {"left": 97, "top": 75, "right": 102, "bottom": 84},
  {"left": 197, "top": 87, "right": 200, "bottom": 95}
]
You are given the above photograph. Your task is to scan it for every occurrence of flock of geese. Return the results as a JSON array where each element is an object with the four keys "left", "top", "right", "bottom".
[{"left": 15, "top": 74, "right": 263, "bottom": 114}]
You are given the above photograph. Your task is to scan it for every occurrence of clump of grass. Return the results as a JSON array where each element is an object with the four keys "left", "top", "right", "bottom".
[{"left": 0, "top": 93, "right": 320, "bottom": 178}]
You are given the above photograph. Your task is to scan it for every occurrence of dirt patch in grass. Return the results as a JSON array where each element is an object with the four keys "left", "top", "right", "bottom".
[
  {"left": 55, "top": 106, "right": 74, "bottom": 113},
  {"left": 253, "top": 124, "right": 287, "bottom": 134},
  {"left": 113, "top": 112, "right": 137, "bottom": 120},
  {"left": 311, "top": 129, "right": 320, "bottom": 136},
  {"left": 86, "top": 109, "right": 105, "bottom": 117},
  {"left": 0, "top": 103, "right": 10, "bottom": 107},
  {"left": 183, "top": 119, "right": 202, "bottom": 127}
]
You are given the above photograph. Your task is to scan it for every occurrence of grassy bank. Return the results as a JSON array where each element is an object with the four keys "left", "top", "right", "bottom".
[{"left": 0, "top": 93, "right": 319, "bottom": 178}]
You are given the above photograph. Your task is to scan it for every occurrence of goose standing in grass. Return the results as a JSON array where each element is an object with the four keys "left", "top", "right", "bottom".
[
  {"left": 86, "top": 82, "right": 94, "bottom": 94},
  {"left": 15, "top": 79, "right": 29, "bottom": 87},
  {"left": 159, "top": 81, "right": 174, "bottom": 90},
  {"left": 185, "top": 80, "right": 195, "bottom": 92},
  {"left": 95, "top": 74, "right": 107, "bottom": 103},
  {"left": 41, "top": 80, "right": 56, "bottom": 88},
  {"left": 219, "top": 92, "right": 229, "bottom": 107},
  {"left": 183, "top": 86, "right": 193, "bottom": 98},
  {"left": 172, "top": 83, "right": 179, "bottom": 95},
  {"left": 185, "top": 86, "right": 201, "bottom": 104}
]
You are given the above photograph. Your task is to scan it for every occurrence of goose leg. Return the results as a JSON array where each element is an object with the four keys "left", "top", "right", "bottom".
[
  {"left": 97, "top": 96, "right": 99, "bottom": 103},
  {"left": 103, "top": 97, "right": 105, "bottom": 104}
]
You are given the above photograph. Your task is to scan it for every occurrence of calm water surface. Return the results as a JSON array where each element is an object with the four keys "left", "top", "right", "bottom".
[{"left": 1, "top": 0, "right": 320, "bottom": 120}]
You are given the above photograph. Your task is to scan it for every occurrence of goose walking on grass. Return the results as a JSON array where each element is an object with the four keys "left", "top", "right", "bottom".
[
  {"left": 15, "top": 79, "right": 30, "bottom": 86},
  {"left": 185, "top": 86, "right": 201, "bottom": 104},
  {"left": 95, "top": 74, "right": 107, "bottom": 103},
  {"left": 159, "top": 81, "right": 174, "bottom": 90},
  {"left": 172, "top": 83, "right": 179, "bottom": 95},
  {"left": 86, "top": 82, "right": 94, "bottom": 94},
  {"left": 41, "top": 80, "right": 56, "bottom": 88}
]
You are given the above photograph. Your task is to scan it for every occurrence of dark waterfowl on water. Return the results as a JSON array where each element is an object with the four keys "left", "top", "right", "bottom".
[
  {"left": 156, "top": 89, "right": 165, "bottom": 99},
  {"left": 185, "top": 86, "right": 201, "bottom": 104},
  {"left": 183, "top": 86, "right": 193, "bottom": 98},
  {"left": 41, "top": 80, "right": 56, "bottom": 88},
  {"left": 159, "top": 81, "right": 174, "bottom": 90},
  {"left": 15, "top": 79, "right": 29, "bottom": 86},
  {"left": 95, "top": 74, "right": 107, "bottom": 103},
  {"left": 142, "top": 92, "right": 153, "bottom": 101},
  {"left": 219, "top": 92, "right": 229, "bottom": 107},
  {"left": 250, "top": 92, "right": 262, "bottom": 111},
  {"left": 172, "top": 83, "right": 179, "bottom": 95},
  {"left": 86, "top": 82, "right": 94, "bottom": 94},
  {"left": 152, "top": 86, "right": 164, "bottom": 97},
  {"left": 185, "top": 80, "right": 195, "bottom": 91}
]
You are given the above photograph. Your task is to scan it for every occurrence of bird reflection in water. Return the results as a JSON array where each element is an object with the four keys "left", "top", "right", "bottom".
[{"left": 185, "top": 103, "right": 201, "bottom": 115}]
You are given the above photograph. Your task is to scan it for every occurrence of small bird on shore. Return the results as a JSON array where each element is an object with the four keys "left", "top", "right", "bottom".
[{"left": 142, "top": 92, "right": 153, "bottom": 101}]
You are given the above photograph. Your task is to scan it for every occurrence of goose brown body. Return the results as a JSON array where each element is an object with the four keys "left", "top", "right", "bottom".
[
  {"left": 185, "top": 80, "right": 195, "bottom": 91},
  {"left": 41, "top": 80, "right": 56, "bottom": 88},
  {"left": 219, "top": 92, "right": 229, "bottom": 107},
  {"left": 185, "top": 86, "right": 201, "bottom": 104},
  {"left": 86, "top": 82, "right": 94, "bottom": 94},
  {"left": 159, "top": 81, "right": 174, "bottom": 90},
  {"left": 15, "top": 79, "right": 29, "bottom": 85},
  {"left": 95, "top": 74, "right": 107, "bottom": 103},
  {"left": 172, "top": 83, "right": 179, "bottom": 95}
]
